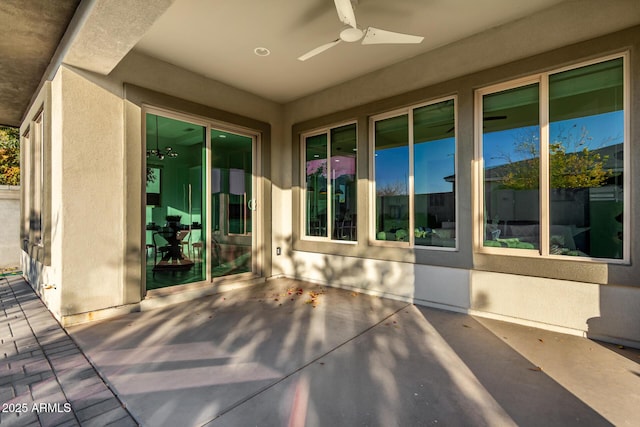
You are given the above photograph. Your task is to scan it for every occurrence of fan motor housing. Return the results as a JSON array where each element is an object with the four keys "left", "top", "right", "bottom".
[{"left": 340, "top": 26, "right": 364, "bottom": 42}]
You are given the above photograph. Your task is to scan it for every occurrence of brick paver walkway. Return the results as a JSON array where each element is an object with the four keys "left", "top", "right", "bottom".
[{"left": 0, "top": 275, "right": 138, "bottom": 427}]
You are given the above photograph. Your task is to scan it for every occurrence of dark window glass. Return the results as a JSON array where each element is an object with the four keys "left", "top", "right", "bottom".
[
  {"left": 549, "top": 58, "right": 624, "bottom": 259},
  {"left": 482, "top": 84, "right": 540, "bottom": 250},
  {"left": 414, "top": 99, "right": 456, "bottom": 247},
  {"left": 375, "top": 115, "right": 409, "bottom": 242}
]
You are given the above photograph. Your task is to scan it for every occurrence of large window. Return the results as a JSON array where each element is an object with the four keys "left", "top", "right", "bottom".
[
  {"left": 303, "top": 123, "right": 357, "bottom": 241},
  {"left": 481, "top": 84, "right": 540, "bottom": 250},
  {"left": 30, "top": 111, "right": 44, "bottom": 246},
  {"left": 373, "top": 98, "right": 457, "bottom": 248},
  {"left": 477, "top": 56, "right": 627, "bottom": 261}
]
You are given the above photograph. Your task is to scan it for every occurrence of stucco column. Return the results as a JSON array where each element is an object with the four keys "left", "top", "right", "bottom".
[{"left": 57, "top": 66, "right": 127, "bottom": 317}]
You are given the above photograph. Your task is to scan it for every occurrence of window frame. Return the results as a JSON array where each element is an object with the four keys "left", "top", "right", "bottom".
[
  {"left": 474, "top": 53, "right": 630, "bottom": 264},
  {"left": 300, "top": 121, "right": 358, "bottom": 243},
  {"left": 142, "top": 104, "right": 264, "bottom": 284},
  {"left": 21, "top": 128, "right": 31, "bottom": 249},
  {"left": 369, "top": 95, "right": 458, "bottom": 251},
  {"left": 34, "top": 110, "right": 44, "bottom": 247}
]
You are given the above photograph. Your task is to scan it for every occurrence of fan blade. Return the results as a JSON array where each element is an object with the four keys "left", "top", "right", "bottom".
[
  {"left": 361, "top": 27, "right": 424, "bottom": 45},
  {"left": 298, "top": 39, "right": 341, "bottom": 61},
  {"left": 334, "top": 0, "right": 357, "bottom": 28}
]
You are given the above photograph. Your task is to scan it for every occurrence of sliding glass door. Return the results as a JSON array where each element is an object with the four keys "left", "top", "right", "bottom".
[
  {"left": 210, "top": 128, "right": 255, "bottom": 278},
  {"left": 145, "top": 113, "right": 206, "bottom": 290},
  {"left": 144, "top": 111, "right": 257, "bottom": 290}
]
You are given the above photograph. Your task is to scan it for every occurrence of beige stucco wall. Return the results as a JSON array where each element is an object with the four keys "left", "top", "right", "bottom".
[
  {"left": 469, "top": 271, "right": 640, "bottom": 346},
  {"left": 288, "top": 26, "right": 640, "bottom": 281},
  {"left": 36, "top": 52, "right": 284, "bottom": 323},
  {"left": 282, "top": 1, "right": 640, "bottom": 279},
  {"left": 291, "top": 251, "right": 471, "bottom": 311},
  {"left": 56, "top": 66, "right": 126, "bottom": 316},
  {"left": 19, "top": 81, "right": 58, "bottom": 315},
  {"left": 16, "top": 0, "right": 639, "bottom": 345},
  {"left": 107, "top": 51, "right": 288, "bottom": 279},
  {"left": 281, "top": 5, "right": 640, "bottom": 346},
  {"left": 284, "top": 0, "right": 640, "bottom": 125},
  {"left": 0, "top": 187, "right": 20, "bottom": 268}
]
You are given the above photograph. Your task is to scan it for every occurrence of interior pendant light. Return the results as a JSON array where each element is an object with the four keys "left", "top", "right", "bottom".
[{"left": 146, "top": 115, "right": 178, "bottom": 160}]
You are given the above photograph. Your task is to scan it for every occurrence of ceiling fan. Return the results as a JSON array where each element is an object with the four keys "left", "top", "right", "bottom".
[{"left": 298, "top": 0, "right": 424, "bottom": 61}]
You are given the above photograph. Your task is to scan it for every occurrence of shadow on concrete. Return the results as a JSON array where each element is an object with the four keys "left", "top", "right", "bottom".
[
  {"left": 67, "top": 276, "right": 616, "bottom": 427},
  {"left": 422, "top": 307, "right": 612, "bottom": 426}
]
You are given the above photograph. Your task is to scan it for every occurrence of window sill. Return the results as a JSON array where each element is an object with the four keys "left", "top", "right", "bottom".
[
  {"left": 300, "top": 236, "right": 357, "bottom": 244},
  {"left": 477, "top": 246, "right": 628, "bottom": 265},
  {"left": 475, "top": 252, "right": 609, "bottom": 283}
]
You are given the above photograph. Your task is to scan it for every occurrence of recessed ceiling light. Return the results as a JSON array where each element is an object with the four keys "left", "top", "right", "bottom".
[{"left": 254, "top": 47, "right": 270, "bottom": 57}]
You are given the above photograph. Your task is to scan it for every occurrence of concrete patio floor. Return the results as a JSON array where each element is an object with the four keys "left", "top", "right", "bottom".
[
  {"left": 64, "top": 278, "right": 640, "bottom": 427},
  {"left": 3, "top": 274, "right": 639, "bottom": 426}
]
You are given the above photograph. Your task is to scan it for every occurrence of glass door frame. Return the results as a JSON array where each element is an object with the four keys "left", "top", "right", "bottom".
[
  {"left": 142, "top": 106, "right": 262, "bottom": 292},
  {"left": 208, "top": 120, "right": 261, "bottom": 282}
]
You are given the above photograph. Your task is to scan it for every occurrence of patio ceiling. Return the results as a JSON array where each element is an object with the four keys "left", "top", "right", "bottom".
[
  {"left": 0, "top": 0, "right": 80, "bottom": 127},
  {"left": 133, "top": 0, "right": 568, "bottom": 103},
  {"left": 4, "top": 0, "right": 640, "bottom": 127},
  {"left": 0, "top": 0, "right": 570, "bottom": 127}
]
